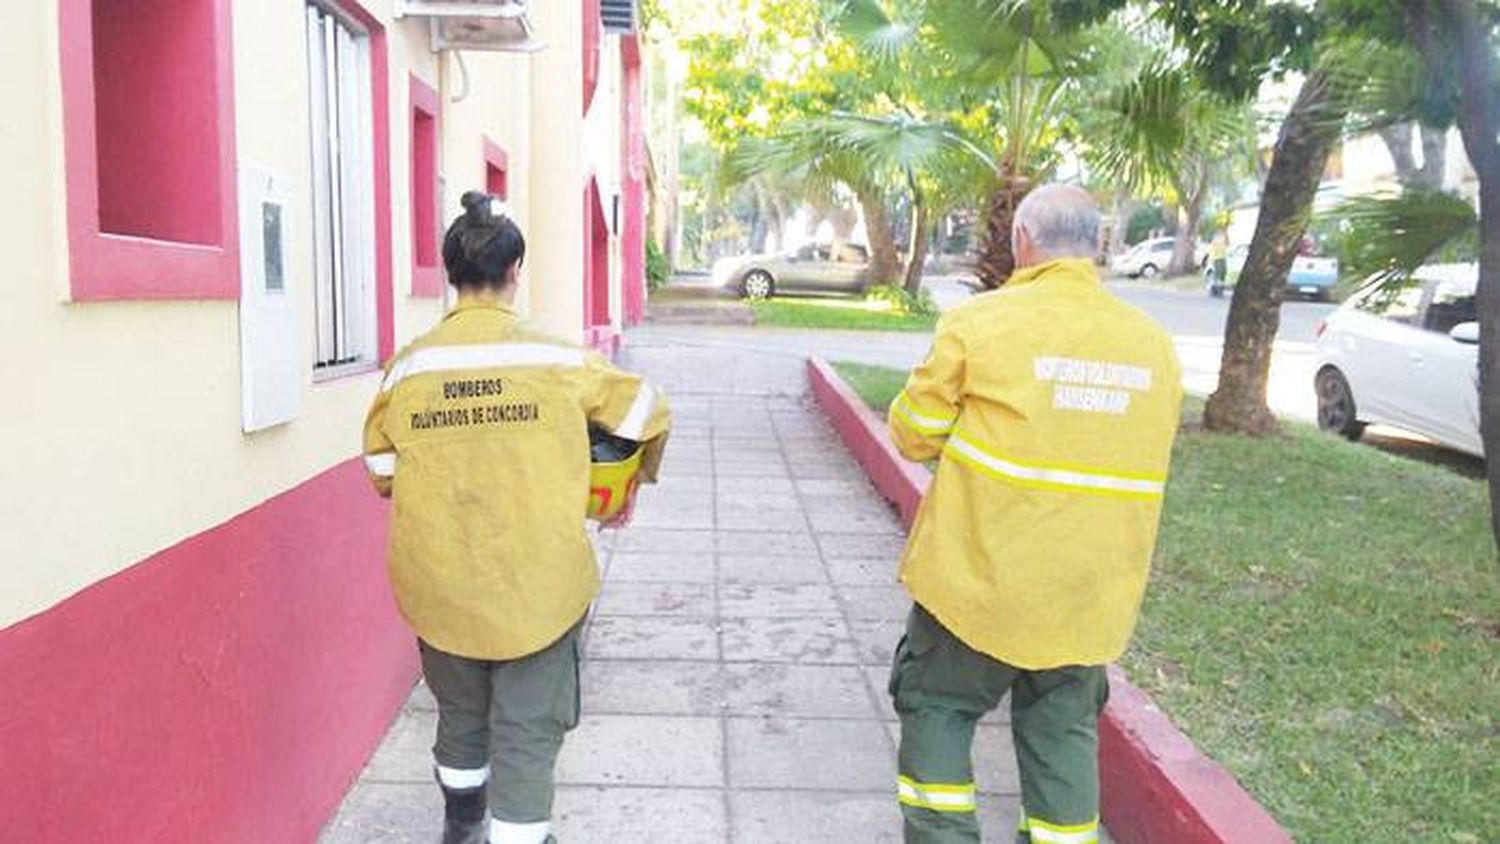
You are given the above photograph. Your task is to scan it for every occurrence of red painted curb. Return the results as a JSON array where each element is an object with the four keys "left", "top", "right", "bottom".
[
  {"left": 807, "top": 358, "right": 929, "bottom": 529},
  {"left": 806, "top": 357, "right": 1291, "bottom": 844}
]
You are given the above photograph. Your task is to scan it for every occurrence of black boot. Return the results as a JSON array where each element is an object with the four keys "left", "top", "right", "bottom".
[{"left": 436, "top": 776, "right": 487, "bottom": 844}]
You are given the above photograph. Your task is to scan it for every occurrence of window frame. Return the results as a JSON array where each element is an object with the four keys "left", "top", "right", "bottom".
[
  {"left": 58, "top": 0, "right": 240, "bottom": 301},
  {"left": 484, "top": 137, "right": 510, "bottom": 200},
  {"left": 409, "top": 74, "right": 442, "bottom": 297},
  {"left": 1422, "top": 279, "right": 1478, "bottom": 335},
  {"left": 305, "top": 0, "right": 394, "bottom": 378}
]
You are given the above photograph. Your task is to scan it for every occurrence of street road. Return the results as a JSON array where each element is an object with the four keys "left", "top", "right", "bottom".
[
  {"left": 651, "top": 275, "right": 1337, "bottom": 420},
  {"left": 1109, "top": 281, "right": 1336, "bottom": 422}
]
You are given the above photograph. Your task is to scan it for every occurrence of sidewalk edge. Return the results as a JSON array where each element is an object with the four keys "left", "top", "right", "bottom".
[{"left": 806, "top": 356, "right": 1291, "bottom": 844}]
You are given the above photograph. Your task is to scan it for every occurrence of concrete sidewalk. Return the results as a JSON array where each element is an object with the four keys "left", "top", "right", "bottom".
[{"left": 321, "top": 338, "right": 1024, "bottom": 842}]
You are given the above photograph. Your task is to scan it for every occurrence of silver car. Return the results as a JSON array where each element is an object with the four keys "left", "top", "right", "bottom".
[
  {"left": 712, "top": 243, "right": 873, "bottom": 299},
  {"left": 1314, "top": 264, "right": 1481, "bottom": 456}
]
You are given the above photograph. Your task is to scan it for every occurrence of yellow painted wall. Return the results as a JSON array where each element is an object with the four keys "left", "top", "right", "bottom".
[
  {"left": 0, "top": 1, "right": 592, "bottom": 628},
  {"left": 523, "top": 0, "right": 587, "bottom": 338}
]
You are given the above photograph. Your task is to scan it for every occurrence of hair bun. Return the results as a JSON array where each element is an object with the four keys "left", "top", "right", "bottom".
[{"left": 460, "top": 191, "right": 492, "bottom": 223}]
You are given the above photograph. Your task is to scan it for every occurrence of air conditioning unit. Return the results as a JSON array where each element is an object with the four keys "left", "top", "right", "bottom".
[
  {"left": 600, "top": 0, "right": 638, "bottom": 34},
  {"left": 394, "top": 0, "right": 546, "bottom": 53}
]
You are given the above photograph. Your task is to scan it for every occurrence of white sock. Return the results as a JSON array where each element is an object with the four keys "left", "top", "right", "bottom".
[
  {"left": 489, "top": 817, "right": 551, "bottom": 844},
  {"left": 435, "top": 764, "right": 490, "bottom": 789}
]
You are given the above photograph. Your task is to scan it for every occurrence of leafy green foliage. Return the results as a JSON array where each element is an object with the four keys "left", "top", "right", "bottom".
[
  {"left": 646, "top": 239, "right": 671, "bottom": 292},
  {"left": 1153, "top": 1, "right": 1323, "bottom": 100},
  {"left": 1126, "top": 203, "right": 1169, "bottom": 245},
  {"left": 1321, "top": 189, "right": 1479, "bottom": 284},
  {"left": 864, "top": 283, "right": 939, "bottom": 317}
]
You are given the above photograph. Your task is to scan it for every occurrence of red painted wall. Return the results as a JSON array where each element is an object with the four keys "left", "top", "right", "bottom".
[
  {"left": 582, "top": 0, "right": 601, "bottom": 117},
  {"left": 410, "top": 75, "right": 442, "bottom": 297},
  {"left": 585, "top": 178, "right": 611, "bottom": 329},
  {"left": 484, "top": 138, "right": 510, "bottom": 200},
  {"left": 92, "top": 0, "right": 222, "bottom": 245},
  {"left": 60, "top": 0, "right": 240, "bottom": 300},
  {"left": 620, "top": 37, "right": 647, "bottom": 327},
  {"left": 0, "top": 460, "right": 417, "bottom": 843}
]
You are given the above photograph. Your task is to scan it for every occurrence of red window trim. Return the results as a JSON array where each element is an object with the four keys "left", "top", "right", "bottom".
[
  {"left": 321, "top": 0, "right": 394, "bottom": 365},
  {"left": 483, "top": 137, "right": 510, "bottom": 200},
  {"left": 58, "top": 0, "right": 240, "bottom": 301},
  {"left": 583, "top": 0, "right": 601, "bottom": 117},
  {"left": 409, "top": 75, "right": 442, "bottom": 298}
]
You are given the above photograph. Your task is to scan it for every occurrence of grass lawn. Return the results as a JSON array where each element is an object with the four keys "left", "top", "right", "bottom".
[
  {"left": 830, "top": 360, "right": 1499, "bottom": 843},
  {"left": 751, "top": 297, "right": 937, "bottom": 332}
]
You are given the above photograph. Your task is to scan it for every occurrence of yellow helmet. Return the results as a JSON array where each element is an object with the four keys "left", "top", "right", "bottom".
[{"left": 588, "top": 428, "right": 643, "bottom": 521}]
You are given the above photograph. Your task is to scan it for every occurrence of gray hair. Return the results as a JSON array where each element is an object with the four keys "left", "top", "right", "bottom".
[{"left": 1013, "top": 184, "right": 1100, "bottom": 260}]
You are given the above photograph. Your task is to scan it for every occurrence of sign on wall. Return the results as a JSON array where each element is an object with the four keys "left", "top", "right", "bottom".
[{"left": 238, "top": 167, "right": 301, "bottom": 433}]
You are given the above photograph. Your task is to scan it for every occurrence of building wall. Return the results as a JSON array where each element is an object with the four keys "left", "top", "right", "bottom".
[{"left": 0, "top": 1, "right": 644, "bottom": 840}]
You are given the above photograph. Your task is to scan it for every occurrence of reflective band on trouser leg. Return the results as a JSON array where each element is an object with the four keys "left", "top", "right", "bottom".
[
  {"left": 489, "top": 817, "right": 551, "bottom": 844},
  {"left": 897, "top": 775, "right": 977, "bottom": 813},
  {"left": 436, "top": 764, "right": 489, "bottom": 790},
  {"left": 1022, "top": 815, "right": 1099, "bottom": 844}
]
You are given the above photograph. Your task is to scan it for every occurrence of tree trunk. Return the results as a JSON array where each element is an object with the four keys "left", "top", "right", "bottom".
[
  {"left": 1434, "top": 0, "right": 1500, "bottom": 552},
  {"left": 1169, "top": 160, "right": 1210, "bottom": 276},
  {"left": 855, "top": 183, "right": 900, "bottom": 285},
  {"left": 976, "top": 171, "right": 1033, "bottom": 289},
  {"left": 903, "top": 173, "right": 930, "bottom": 296},
  {"left": 1108, "top": 189, "right": 1134, "bottom": 257},
  {"left": 1378, "top": 121, "right": 1449, "bottom": 189},
  {"left": 1203, "top": 69, "right": 1347, "bottom": 435},
  {"left": 1418, "top": 123, "right": 1447, "bottom": 188}
]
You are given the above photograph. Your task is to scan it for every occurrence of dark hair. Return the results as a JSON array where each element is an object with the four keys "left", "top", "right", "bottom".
[{"left": 442, "top": 191, "right": 526, "bottom": 289}]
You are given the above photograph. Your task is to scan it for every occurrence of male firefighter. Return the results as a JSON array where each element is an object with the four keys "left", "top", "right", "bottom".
[
  {"left": 887, "top": 184, "right": 1182, "bottom": 843},
  {"left": 363, "top": 192, "right": 670, "bottom": 844}
]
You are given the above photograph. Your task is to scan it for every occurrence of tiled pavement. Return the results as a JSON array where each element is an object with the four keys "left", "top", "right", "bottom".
[{"left": 322, "top": 336, "right": 1026, "bottom": 843}]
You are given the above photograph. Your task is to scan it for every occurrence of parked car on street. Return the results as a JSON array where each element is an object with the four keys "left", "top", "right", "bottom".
[
  {"left": 1313, "top": 264, "right": 1481, "bottom": 456},
  {"left": 1109, "top": 237, "right": 1177, "bottom": 278},
  {"left": 712, "top": 243, "right": 873, "bottom": 299},
  {"left": 1205, "top": 243, "right": 1340, "bottom": 300}
]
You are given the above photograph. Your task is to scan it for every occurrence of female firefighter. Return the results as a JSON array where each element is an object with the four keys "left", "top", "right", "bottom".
[{"left": 362, "top": 192, "right": 670, "bottom": 844}]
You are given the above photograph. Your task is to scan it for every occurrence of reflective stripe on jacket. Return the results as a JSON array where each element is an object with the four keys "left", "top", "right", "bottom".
[
  {"left": 363, "top": 296, "right": 670, "bottom": 660},
  {"left": 890, "top": 258, "right": 1181, "bottom": 669}
]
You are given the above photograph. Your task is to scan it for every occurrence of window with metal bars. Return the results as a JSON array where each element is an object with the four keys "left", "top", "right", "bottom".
[
  {"left": 600, "top": 0, "right": 636, "bottom": 33},
  {"left": 306, "top": 2, "right": 378, "bottom": 373}
]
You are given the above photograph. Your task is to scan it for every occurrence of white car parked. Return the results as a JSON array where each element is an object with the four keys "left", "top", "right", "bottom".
[
  {"left": 1313, "top": 264, "right": 1481, "bottom": 456},
  {"left": 1110, "top": 236, "right": 1206, "bottom": 279}
]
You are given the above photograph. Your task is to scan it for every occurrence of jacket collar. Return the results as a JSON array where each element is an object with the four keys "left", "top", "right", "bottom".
[
  {"left": 1005, "top": 258, "right": 1099, "bottom": 289},
  {"left": 446, "top": 293, "right": 516, "bottom": 319}
]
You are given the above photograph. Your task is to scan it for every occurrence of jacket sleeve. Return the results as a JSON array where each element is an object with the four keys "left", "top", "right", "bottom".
[
  {"left": 584, "top": 353, "right": 672, "bottom": 483},
  {"left": 362, "top": 365, "right": 398, "bottom": 498},
  {"left": 889, "top": 315, "right": 964, "bottom": 462}
]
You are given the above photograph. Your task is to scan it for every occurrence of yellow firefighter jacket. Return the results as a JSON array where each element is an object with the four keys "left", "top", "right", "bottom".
[
  {"left": 363, "top": 295, "right": 670, "bottom": 660},
  {"left": 890, "top": 258, "right": 1181, "bottom": 670}
]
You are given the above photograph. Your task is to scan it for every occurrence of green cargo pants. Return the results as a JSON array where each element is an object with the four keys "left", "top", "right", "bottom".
[
  {"left": 889, "top": 605, "right": 1108, "bottom": 844},
  {"left": 419, "top": 618, "right": 583, "bottom": 825}
]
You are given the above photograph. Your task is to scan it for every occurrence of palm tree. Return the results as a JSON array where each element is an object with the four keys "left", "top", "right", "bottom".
[
  {"left": 1323, "top": 188, "right": 1479, "bottom": 284},
  {"left": 920, "top": 0, "right": 1107, "bottom": 287},
  {"left": 1080, "top": 59, "right": 1258, "bottom": 275},
  {"left": 728, "top": 111, "right": 993, "bottom": 293}
]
